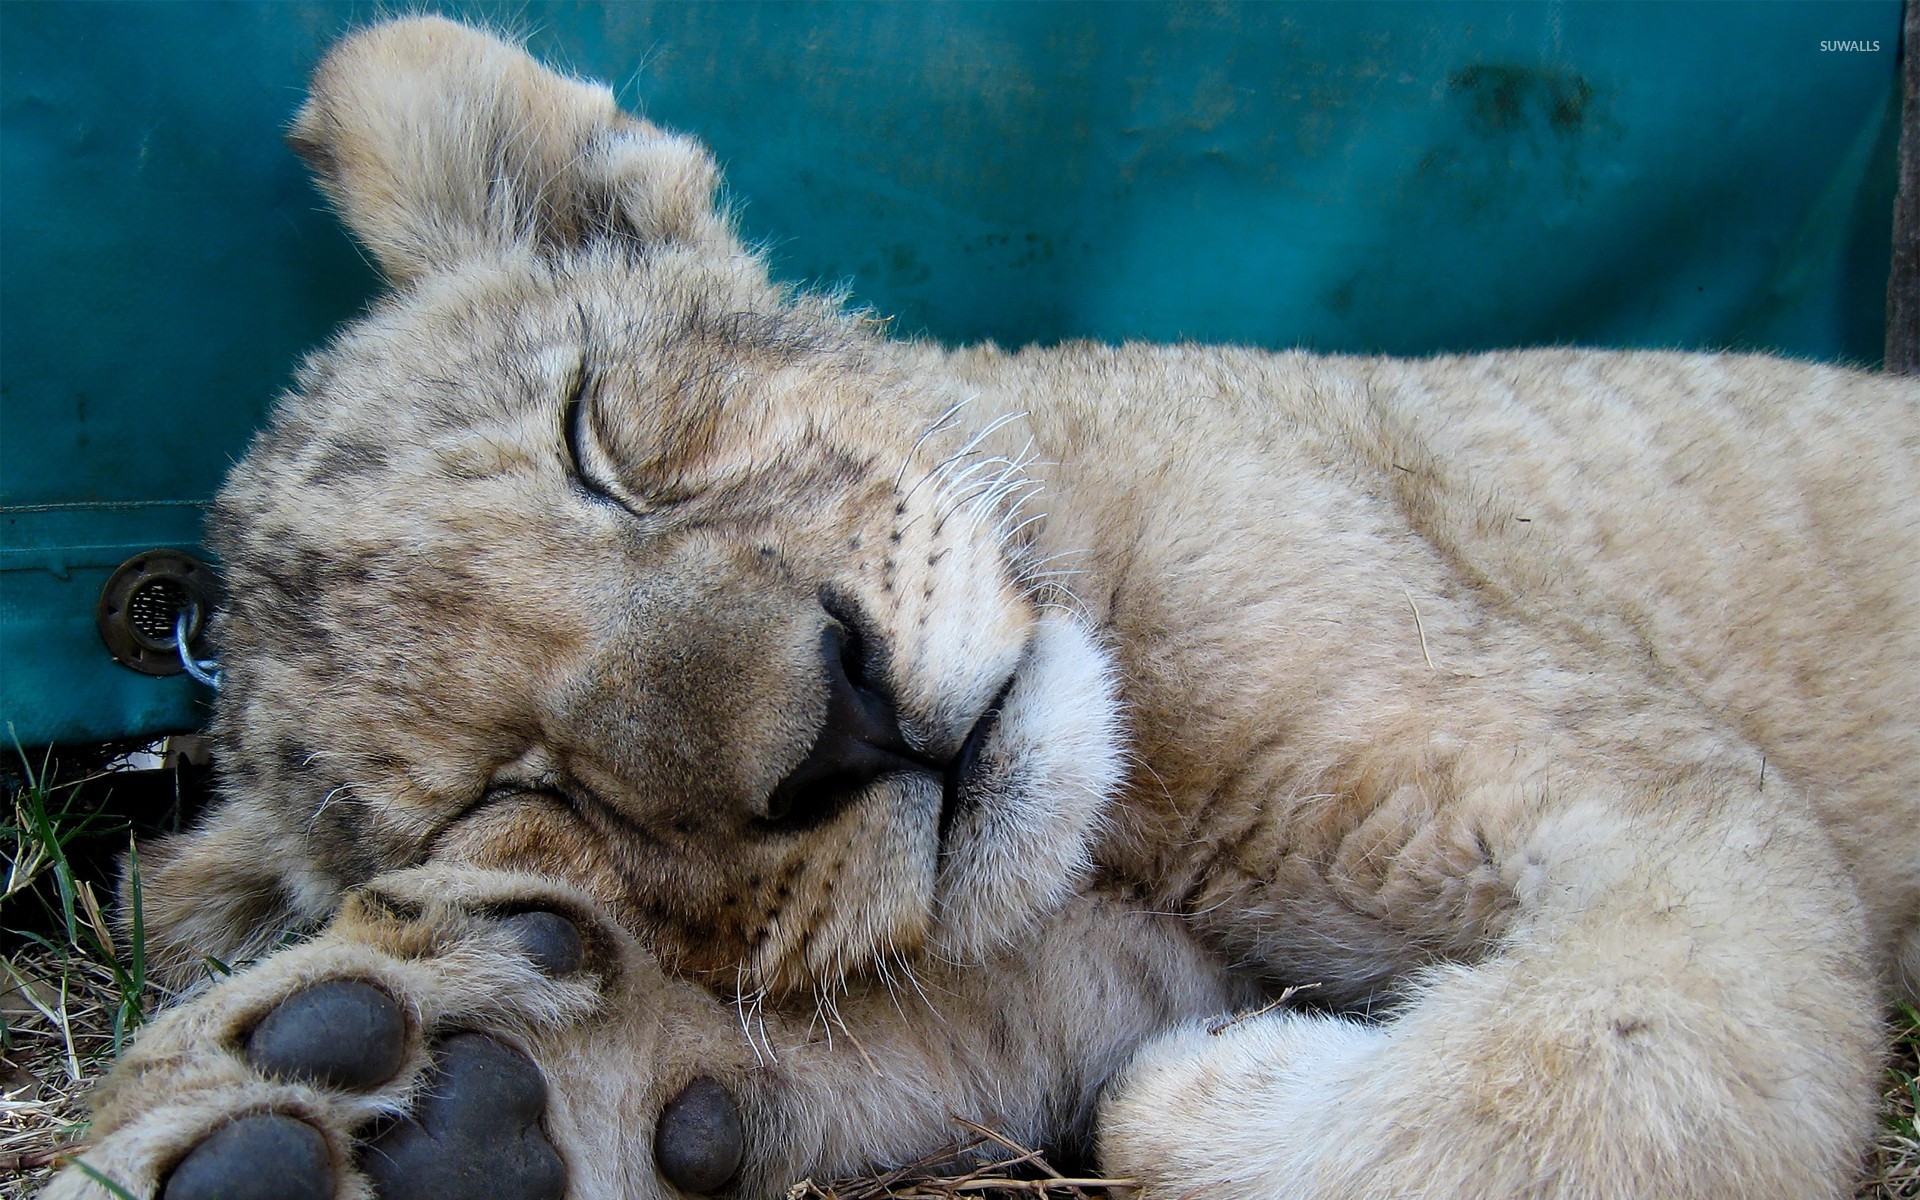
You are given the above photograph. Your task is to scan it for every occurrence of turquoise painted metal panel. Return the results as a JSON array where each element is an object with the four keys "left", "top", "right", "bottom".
[{"left": 1, "top": 1, "right": 1903, "bottom": 747}]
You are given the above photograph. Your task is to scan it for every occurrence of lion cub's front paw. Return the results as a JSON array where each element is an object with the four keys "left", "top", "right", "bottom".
[
  {"left": 162, "top": 1024, "right": 565, "bottom": 1200},
  {"left": 47, "top": 866, "right": 746, "bottom": 1200}
]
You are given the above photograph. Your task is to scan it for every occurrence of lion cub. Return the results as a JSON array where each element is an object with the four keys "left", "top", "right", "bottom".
[{"left": 54, "top": 16, "right": 1919, "bottom": 1200}]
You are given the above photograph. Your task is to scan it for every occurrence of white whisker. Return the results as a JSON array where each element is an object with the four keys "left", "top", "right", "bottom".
[{"left": 894, "top": 395, "right": 975, "bottom": 489}]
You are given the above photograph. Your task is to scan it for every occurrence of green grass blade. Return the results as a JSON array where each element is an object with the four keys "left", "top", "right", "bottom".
[{"left": 71, "top": 1158, "right": 145, "bottom": 1200}]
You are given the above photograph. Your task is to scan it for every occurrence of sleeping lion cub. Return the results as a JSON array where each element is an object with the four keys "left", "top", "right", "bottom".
[{"left": 53, "top": 17, "right": 1918, "bottom": 1200}]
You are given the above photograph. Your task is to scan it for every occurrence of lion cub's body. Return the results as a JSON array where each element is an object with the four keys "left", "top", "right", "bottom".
[
  {"left": 64, "top": 18, "right": 1919, "bottom": 1200},
  {"left": 955, "top": 341, "right": 1916, "bottom": 1194},
  {"left": 960, "top": 341, "right": 1919, "bottom": 998}
]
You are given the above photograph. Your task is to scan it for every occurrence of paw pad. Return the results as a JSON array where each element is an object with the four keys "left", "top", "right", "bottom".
[
  {"left": 359, "top": 1032, "right": 565, "bottom": 1200},
  {"left": 497, "top": 909, "right": 585, "bottom": 976},
  {"left": 655, "top": 1076, "right": 745, "bottom": 1193},
  {"left": 161, "top": 1113, "right": 333, "bottom": 1200},
  {"left": 245, "top": 978, "right": 408, "bottom": 1090}
]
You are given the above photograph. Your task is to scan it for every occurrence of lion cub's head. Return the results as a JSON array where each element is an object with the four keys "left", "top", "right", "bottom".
[{"left": 140, "top": 17, "right": 1120, "bottom": 997}]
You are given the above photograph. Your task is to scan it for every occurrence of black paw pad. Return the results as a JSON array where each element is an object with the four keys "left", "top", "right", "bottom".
[
  {"left": 655, "top": 1076, "right": 744, "bottom": 1193},
  {"left": 497, "top": 909, "right": 584, "bottom": 976},
  {"left": 359, "top": 1032, "right": 565, "bottom": 1200},
  {"left": 162, "top": 1112, "right": 333, "bottom": 1200},
  {"left": 246, "top": 979, "right": 408, "bottom": 1090}
]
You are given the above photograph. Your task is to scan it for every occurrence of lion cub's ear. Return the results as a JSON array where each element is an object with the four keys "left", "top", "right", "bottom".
[{"left": 289, "top": 16, "right": 734, "bottom": 283}]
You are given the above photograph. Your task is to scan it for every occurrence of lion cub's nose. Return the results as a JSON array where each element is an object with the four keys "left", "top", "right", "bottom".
[{"left": 762, "top": 620, "right": 937, "bottom": 826}]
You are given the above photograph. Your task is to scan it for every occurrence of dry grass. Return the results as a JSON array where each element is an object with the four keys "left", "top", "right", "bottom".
[
  {"left": 0, "top": 945, "right": 137, "bottom": 1198},
  {"left": 1865, "top": 1002, "right": 1920, "bottom": 1199},
  {"left": 783, "top": 1120, "right": 1130, "bottom": 1200},
  {"left": 4, "top": 756, "right": 1918, "bottom": 1200},
  {"left": 3, "top": 748, "right": 158, "bottom": 1200}
]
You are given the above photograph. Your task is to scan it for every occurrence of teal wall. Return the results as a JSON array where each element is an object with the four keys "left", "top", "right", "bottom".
[{"left": 1, "top": 1, "right": 1904, "bottom": 746}]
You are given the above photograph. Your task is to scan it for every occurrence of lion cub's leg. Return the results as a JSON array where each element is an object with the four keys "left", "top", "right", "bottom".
[
  {"left": 1100, "top": 784, "right": 1885, "bottom": 1199},
  {"left": 48, "top": 867, "right": 1243, "bottom": 1200}
]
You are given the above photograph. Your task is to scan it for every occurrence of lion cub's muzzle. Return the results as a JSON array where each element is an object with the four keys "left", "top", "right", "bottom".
[{"left": 763, "top": 619, "right": 944, "bottom": 827}]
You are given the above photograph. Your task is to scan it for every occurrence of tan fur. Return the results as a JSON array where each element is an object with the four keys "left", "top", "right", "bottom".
[{"left": 58, "top": 17, "right": 1920, "bottom": 1199}]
